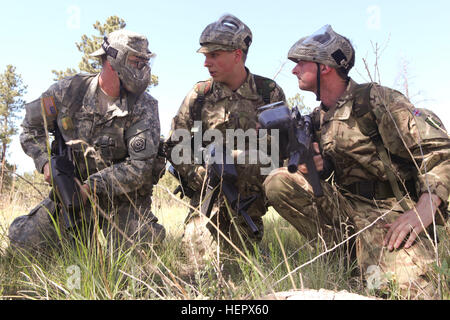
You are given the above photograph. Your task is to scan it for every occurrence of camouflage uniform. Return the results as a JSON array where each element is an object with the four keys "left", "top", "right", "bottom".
[
  {"left": 264, "top": 78, "right": 450, "bottom": 298},
  {"left": 9, "top": 72, "right": 166, "bottom": 251},
  {"left": 170, "top": 69, "right": 286, "bottom": 256},
  {"left": 164, "top": 14, "right": 286, "bottom": 261}
]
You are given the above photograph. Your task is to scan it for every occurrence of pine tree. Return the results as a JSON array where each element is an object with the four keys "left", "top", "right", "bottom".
[{"left": 0, "top": 65, "right": 27, "bottom": 192}]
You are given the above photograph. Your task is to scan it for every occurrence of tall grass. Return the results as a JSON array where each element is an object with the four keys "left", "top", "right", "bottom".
[{"left": 0, "top": 172, "right": 448, "bottom": 300}]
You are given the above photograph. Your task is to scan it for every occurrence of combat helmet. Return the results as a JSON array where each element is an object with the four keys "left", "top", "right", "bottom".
[
  {"left": 91, "top": 29, "right": 155, "bottom": 95},
  {"left": 288, "top": 25, "right": 355, "bottom": 75},
  {"left": 197, "top": 14, "right": 252, "bottom": 54}
]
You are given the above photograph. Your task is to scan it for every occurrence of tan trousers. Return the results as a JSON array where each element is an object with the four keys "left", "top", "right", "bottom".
[{"left": 263, "top": 167, "right": 437, "bottom": 299}]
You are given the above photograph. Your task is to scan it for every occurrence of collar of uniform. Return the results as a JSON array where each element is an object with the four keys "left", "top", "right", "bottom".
[
  {"left": 336, "top": 78, "right": 358, "bottom": 107},
  {"left": 211, "top": 68, "right": 261, "bottom": 101},
  {"left": 110, "top": 94, "right": 128, "bottom": 118},
  {"left": 235, "top": 68, "right": 262, "bottom": 101},
  {"left": 88, "top": 75, "right": 128, "bottom": 119},
  {"left": 321, "top": 78, "right": 357, "bottom": 123}
]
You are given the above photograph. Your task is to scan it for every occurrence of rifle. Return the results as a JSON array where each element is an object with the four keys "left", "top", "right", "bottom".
[
  {"left": 160, "top": 138, "right": 259, "bottom": 235},
  {"left": 167, "top": 165, "right": 195, "bottom": 199},
  {"left": 200, "top": 145, "right": 260, "bottom": 236},
  {"left": 49, "top": 120, "right": 84, "bottom": 228},
  {"left": 157, "top": 138, "right": 194, "bottom": 199},
  {"left": 258, "top": 101, "right": 323, "bottom": 197}
]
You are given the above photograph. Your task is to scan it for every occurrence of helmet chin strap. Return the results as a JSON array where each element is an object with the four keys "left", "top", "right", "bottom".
[
  {"left": 119, "top": 79, "right": 128, "bottom": 103},
  {"left": 315, "top": 62, "right": 321, "bottom": 101}
]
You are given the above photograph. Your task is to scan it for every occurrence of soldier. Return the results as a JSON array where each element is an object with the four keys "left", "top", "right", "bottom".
[
  {"left": 8, "top": 29, "right": 166, "bottom": 251},
  {"left": 263, "top": 25, "right": 450, "bottom": 299},
  {"left": 166, "top": 14, "right": 286, "bottom": 263}
]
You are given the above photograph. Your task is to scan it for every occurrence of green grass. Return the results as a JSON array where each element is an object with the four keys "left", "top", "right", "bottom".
[{"left": 0, "top": 173, "right": 448, "bottom": 300}]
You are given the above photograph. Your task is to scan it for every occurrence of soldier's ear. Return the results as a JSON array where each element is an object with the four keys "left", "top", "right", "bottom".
[
  {"left": 103, "top": 59, "right": 114, "bottom": 72},
  {"left": 233, "top": 49, "right": 243, "bottom": 63},
  {"left": 320, "top": 64, "right": 333, "bottom": 75}
]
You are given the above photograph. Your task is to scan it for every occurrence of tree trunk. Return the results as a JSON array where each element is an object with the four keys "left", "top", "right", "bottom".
[
  {"left": 8, "top": 164, "right": 16, "bottom": 201},
  {"left": 0, "top": 141, "right": 6, "bottom": 195}
]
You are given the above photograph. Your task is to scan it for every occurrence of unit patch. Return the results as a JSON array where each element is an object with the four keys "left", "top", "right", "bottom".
[
  {"left": 61, "top": 117, "right": 74, "bottom": 131},
  {"left": 131, "top": 136, "right": 146, "bottom": 152},
  {"left": 41, "top": 96, "right": 57, "bottom": 117}
]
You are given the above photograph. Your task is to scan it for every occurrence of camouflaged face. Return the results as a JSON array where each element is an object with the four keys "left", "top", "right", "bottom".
[
  {"left": 20, "top": 74, "right": 161, "bottom": 198},
  {"left": 288, "top": 25, "right": 354, "bottom": 72},
  {"left": 92, "top": 30, "right": 153, "bottom": 95},
  {"left": 198, "top": 14, "right": 252, "bottom": 53}
]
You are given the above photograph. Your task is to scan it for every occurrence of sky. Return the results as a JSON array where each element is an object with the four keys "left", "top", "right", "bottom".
[{"left": 1, "top": 0, "right": 449, "bottom": 173}]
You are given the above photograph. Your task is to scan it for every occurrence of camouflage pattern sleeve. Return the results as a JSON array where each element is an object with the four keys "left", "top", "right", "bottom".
[
  {"left": 167, "top": 87, "right": 206, "bottom": 191},
  {"left": 86, "top": 93, "right": 160, "bottom": 196},
  {"left": 374, "top": 85, "right": 450, "bottom": 206},
  {"left": 20, "top": 78, "right": 72, "bottom": 173}
]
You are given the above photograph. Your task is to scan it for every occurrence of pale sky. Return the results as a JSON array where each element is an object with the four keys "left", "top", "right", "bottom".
[{"left": 1, "top": 0, "right": 449, "bottom": 173}]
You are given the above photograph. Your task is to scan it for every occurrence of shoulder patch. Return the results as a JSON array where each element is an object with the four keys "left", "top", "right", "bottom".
[
  {"left": 41, "top": 96, "right": 58, "bottom": 117},
  {"left": 61, "top": 117, "right": 74, "bottom": 131},
  {"left": 130, "top": 136, "right": 146, "bottom": 153},
  {"left": 194, "top": 80, "right": 212, "bottom": 95}
]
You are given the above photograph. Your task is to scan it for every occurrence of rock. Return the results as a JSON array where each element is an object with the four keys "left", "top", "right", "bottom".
[{"left": 263, "top": 288, "right": 377, "bottom": 300}]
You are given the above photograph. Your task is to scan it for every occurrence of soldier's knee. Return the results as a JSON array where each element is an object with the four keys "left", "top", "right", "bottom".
[
  {"left": 263, "top": 169, "right": 291, "bottom": 203},
  {"left": 123, "top": 217, "right": 166, "bottom": 245},
  {"left": 8, "top": 215, "right": 31, "bottom": 250},
  {"left": 8, "top": 216, "right": 55, "bottom": 252},
  {"left": 8, "top": 199, "right": 58, "bottom": 252},
  {"left": 149, "top": 222, "right": 166, "bottom": 243}
]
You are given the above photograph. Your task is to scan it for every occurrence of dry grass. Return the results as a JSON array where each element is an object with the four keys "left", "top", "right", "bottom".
[{"left": 0, "top": 172, "right": 448, "bottom": 300}]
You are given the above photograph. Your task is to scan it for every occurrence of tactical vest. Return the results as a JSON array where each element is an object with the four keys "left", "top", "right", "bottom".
[
  {"left": 190, "top": 74, "right": 276, "bottom": 123},
  {"left": 67, "top": 75, "right": 168, "bottom": 185},
  {"left": 61, "top": 73, "right": 138, "bottom": 118},
  {"left": 353, "top": 83, "right": 413, "bottom": 210},
  {"left": 47, "top": 74, "right": 166, "bottom": 184},
  {"left": 312, "top": 83, "right": 413, "bottom": 210},
  {"left": 40, "top": 74, "right": 97, "bottom": 126}
]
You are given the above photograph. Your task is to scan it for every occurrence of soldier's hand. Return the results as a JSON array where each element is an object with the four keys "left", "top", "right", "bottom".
[
  {"left": 79, "top": 183, "right": 91, "bottom": 204},
  {"left": 383, "top": 193, "right": 441, "bottom": 251},
  {"left": 298, "top": 142, "right": 323, "bottom": 174},
  {"left": 43, "top": 162, "right": 51, "bottom": 184},
  {"left": 73, "top": 177, "right": 91, "bottom": 204}
]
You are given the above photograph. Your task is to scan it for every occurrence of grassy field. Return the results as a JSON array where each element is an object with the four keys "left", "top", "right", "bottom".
[{"left": 0, "top": 172, "right": 448, "bottom": 300}]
